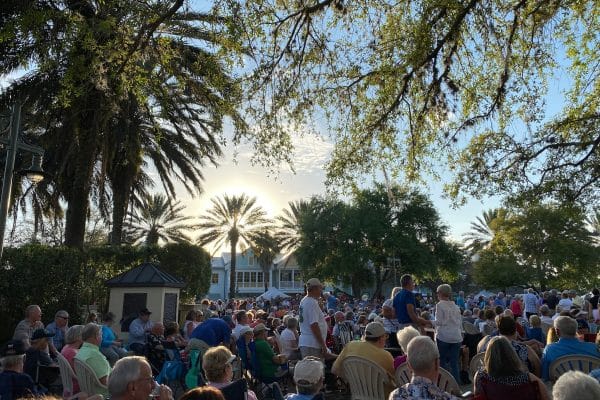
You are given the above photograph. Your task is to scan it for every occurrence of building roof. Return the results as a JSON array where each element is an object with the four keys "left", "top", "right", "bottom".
[{"left": 105, "top": 262, "right": 185, "bottom": 288}]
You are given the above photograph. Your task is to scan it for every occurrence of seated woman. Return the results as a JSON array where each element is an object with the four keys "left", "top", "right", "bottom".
[
  {"left": 202, "top": 345, "right": 257, "bottom": 400},
  {"left": 474, "top": 336, "right": 549, "bottom": 400},
  {"left": 236, "top": 326, "right": 254, "bottom": 372},
  {"left": 394, "top": 326, "right": 420, "bottom": 369},
  {"left": 61, "top": 325, "right": 84, "bottom": 397},
  {"left": 279, "top": 317, "right": 301, "bottom": 361},
  {"left": 526, "top": 315, "right": 545, "bottom": 345},
  {"left": 253, "top": 323, "right": 287, "bottom": 381},
  {"left": 164, "top": 321, "right": 187, "bottom": 349},
  {"left": 100, "top": 312, "right": 127, "bottom": 366}
]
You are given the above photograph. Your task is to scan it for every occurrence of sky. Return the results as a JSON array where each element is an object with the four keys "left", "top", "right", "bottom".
[{"left": 168, "top": 130, "right": 498, "bottom": 246}]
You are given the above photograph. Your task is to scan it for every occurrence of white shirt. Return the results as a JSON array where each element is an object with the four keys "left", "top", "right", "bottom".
[
  {"left": 279, "top": 328, "right": 298, "bottom": 357},
  {"left": 231, "top": 323, "right": 248, "bottom": 340},
  {"left": 432, "top": 300, "right": 463, "bottom": 343},
  {"left": 298, "top": 295, "right": 327, "bottom": 349}
]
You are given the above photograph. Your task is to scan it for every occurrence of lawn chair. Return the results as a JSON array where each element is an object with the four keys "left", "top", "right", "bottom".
[
  {"left": 342, "top": 356, "right": 394, "bottom": 400},
  {"left": 549, "top": 355, "right": 600, "bottom": 381},
  {"left": 56, "top": 352, "right": 79, "bottom": 398},
  {"left": 73, "top": 359, "right": 107, "bottom": 397},
  {"left": 469, "top": 352, "right": 485, "bottom": 382}
]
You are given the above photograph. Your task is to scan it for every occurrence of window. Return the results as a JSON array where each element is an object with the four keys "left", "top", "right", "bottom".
[
  {"left": 235, "top": 271, "right": 264, "bottom": 288},
  {"left": 248, "top": 255, "right": 256, "bottom": 266},
  {"left": 211, "top": 273, "right": 219, "bottom": 284}
]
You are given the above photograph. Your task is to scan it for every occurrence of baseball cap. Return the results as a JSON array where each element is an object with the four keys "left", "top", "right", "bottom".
[
  {"left": 364, "top": 322, "right": 386, "bottom": 338},
  {"left": 31, "top": 328, "right": 55, "bottom": 341},
  {"left": 294, "top": 357, "right": 324, "bottom": 385},
  {"left": 0, "top": 340, "right": 26, "bottom": 357},
  {"left": 140, "top": 308, "right": 152, "bottom": 315},
  {"left": 306, "top": 278, "right": 322, "bottom": 288},
  {"left": 253, "top": 323, "right": 267, "bottom": 334}
]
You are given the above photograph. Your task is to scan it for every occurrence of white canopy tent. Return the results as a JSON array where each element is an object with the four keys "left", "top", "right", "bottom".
[{"left": 258, "top": 287, "right": 291, "bottom": 301}]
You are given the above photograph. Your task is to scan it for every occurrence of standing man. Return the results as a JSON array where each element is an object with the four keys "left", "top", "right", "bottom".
[
  {"left": 299, "top": 278, "right": 328, "bottom": 359},
  {"left": 325, "top": 292, "right": 339, "bottom": 311},
  {"left": 393, "top": 275, "right": 431, "bottom": 330},
  {"left": 13, "top": 305, "right": 45, "bottom": 347},
  {"left": 455, "top": 291, "right": 466, "bottom": 311},
  {"left": 127, "top": 308, "right": 153, "bottom": 355},
  {"left": 46, "top": 310, "right": 70, "bottom": 352},
  {"left": 523, "top": 288, "right": 539, "bottom": 318}
]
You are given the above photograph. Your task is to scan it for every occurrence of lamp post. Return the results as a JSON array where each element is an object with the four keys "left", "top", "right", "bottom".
[{"left": 0, "top": 99, "right": 46, "bottom": 260}]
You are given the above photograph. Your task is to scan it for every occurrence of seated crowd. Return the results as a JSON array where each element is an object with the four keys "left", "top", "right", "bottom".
[{"left": 2, "top": 277, "right": 600, "bottom": 400}]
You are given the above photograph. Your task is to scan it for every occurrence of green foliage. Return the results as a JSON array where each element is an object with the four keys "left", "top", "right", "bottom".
[
  {"left": 295, "top": 185, "right": 463, "bottom": 296},
  {"left": 472, "top": 203, "right": 600, "bottom": 290},
  {"left": 0, "top": 242, "right": 211, "bottom": 342},
  {"left": 244, "top": 0, "right": 600, "bottom": 204}
]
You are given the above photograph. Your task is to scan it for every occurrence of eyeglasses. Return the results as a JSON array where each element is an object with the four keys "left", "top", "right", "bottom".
[{"left": 58, "top": 316, "right": 69, "bottom": 320}]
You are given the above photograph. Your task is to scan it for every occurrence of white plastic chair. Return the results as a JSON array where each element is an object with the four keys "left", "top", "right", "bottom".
[
  {"left": 395, "top": 362, "right": 411, "bottom": 386},
  {"left": 342, "top": 356, "right": 394, "bottom": 400},
  {"left": 56, "top": 352, "right": 78, "bottom": 397},
  {"left": 549, "top": 355, "right": 600, "bottom": 381},
  {"left": 469, "top": 352, "right": 485, "bottom": 382},
  {"left": 436, "top": 367, "right": 461, "bottom": 394},
  {"left": 74, "top": 358, "right": 108, "bottom": 397}
]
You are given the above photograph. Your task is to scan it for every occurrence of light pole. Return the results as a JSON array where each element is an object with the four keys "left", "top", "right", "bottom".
[{"left": 0, "top": 98, "right": 46, "bottom": 260}]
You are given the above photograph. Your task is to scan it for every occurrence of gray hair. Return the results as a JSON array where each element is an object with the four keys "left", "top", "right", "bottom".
[
  {"left": 1, "top": 354, "right": 24, "bottom": 369},
  {"left": 108, "top": 356, "right": 147, "bottom": 397},
  {"left": 65, "top": 325, "right": 84, "bottom": 344},
  {"left": 81, "top": 323, "right": 101, "bottom": 341},
  {"left": 286, "top": 316, "right": 298, "bottom": 329},
  {"left": 554, "top": 316, "right": 577, "bottom": 337},
  {"left": 539, "top": 305, "right": 550, "bottom": 316},
  {"left": 437, "top": 284, "right": 452, "bottom": 297},
  {"left": 396, "top": 326, "right": 420, "bottom": 353},
  {"left": 463, "top": 309, "right": 472, "bottom": 317},
  {"left": 553, "top": 371, "right": 600, "bottom": 400},
  {"left": 25, "top": 305, "right": 40, "bottom": 317},
  {"left": 407, "top": 336, "right": 439, "bottom": 373}
]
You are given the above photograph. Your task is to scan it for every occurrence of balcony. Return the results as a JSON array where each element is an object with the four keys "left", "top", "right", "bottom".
[{"left": 279, "top": 281, "right": 304, "bottom": 290}]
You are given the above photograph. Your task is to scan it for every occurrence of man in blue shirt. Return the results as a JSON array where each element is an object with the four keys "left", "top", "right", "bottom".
[
  {"left": 455, "top": 291, "right": 465, "bottom": 311},
  {"left": 325, "top": 292, "right": 338, "bottom": 311},
  {"left": 127, "top": 308, "right": 153, "bottom": 354},
  {"left": 190, "top": 316, "right": 235, "bottom": 348},
  {"left": 45, "top": 310, "right": 69, "bottom": 351},
  {"left": 393, "top": 274, "right": 431, "bottom": 329},
  {"left": 541, "top": 316, "right": 599, "bottom": 380}
]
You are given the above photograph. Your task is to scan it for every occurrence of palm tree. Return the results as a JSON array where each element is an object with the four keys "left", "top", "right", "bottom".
[
  {"left": 1, "top": 1, "right": 246, "bottom": 248},
  {"left": 463, "top": 208, "right": 503, "bottom": 253},
  {"left": 197, "top": 194, "right": 270, "bottom": 299},
  {"left": 250, "top": 229, "right": 280, "bottom": 291},
  {"left": 125, "top": 193, "right": 193, "bottom": 246},
  {"left": 276, "top": 200, "right": 311, "bottom": 252}
]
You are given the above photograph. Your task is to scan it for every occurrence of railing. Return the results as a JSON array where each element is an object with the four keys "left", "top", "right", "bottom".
[
  {"left": 279, "top": 281, "right": 303, "bottom": 290},
  {"left": 237, "top": 282, "right": 264, "bottom": 289}
]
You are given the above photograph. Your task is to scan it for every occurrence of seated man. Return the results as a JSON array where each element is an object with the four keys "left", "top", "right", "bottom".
[
  {"left": 13, "top": 305, "right": 45, "bottom": 348},
  {"left": 541, "top": 316, "right": 600, "bottom": 380},
  {"left": 232, "top": 311, "right": 250, "bottom": 341},
  {"left": 23, "top": 329, "right": 59, "bottom": 390},
  {"left": 75, "top": 323, "right": 111, "bottom": 397},
  {"left": 45, "top": 310, "right": 70, "bottom": 352},
  {"left": 0, "top": 340, "right": 39, "bottom": 399},
  {"left": 285, "top": 356, "right": 324, "bottom": 400},
  {"left": 127, "top": 308, "right": 154, "bottom": 355},
  {"left": 253, "top": 323, "right": 288, "bottom": 381},
  {"left": 390, "top": 336, "right": 460, "bottom": 399},
  {"left": 332, "top": 321, "right": 395, "bottom": 398},
  {"left": 331, "top": 311, "right": 353, "bottom": 353},
  {"left": 108, "top": 356, "right": 173, "bottom": 400}
]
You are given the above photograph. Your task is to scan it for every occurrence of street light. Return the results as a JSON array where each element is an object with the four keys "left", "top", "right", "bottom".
[{"left": 0, "top": 98, "right": 47, "bottom": 260}]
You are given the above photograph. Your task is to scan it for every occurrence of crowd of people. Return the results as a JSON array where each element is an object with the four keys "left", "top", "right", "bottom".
[{"left": 2, "top": 276, "right": 600, "bottom": 400}]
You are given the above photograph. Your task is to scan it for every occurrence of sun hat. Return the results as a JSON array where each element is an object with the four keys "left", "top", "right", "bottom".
[{"left": 294, "top": 357, "right": 324, "bottom": 385}]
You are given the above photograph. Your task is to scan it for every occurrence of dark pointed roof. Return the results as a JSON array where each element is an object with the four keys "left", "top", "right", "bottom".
[{"left": 106, "top": 262, "right": 185, "bottom": 288}]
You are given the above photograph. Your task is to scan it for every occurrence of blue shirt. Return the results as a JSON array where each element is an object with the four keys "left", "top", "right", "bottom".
[
  {"left": 455, "top": 296, "right": 465, "bottom": 310},
  {"left": 393, "top": 289, "right": 416, "bottom": 324},
  {"left": 326, "top": 295, "right": 338, "bottom": 311},
  {"left": 46, "top": 321, "right": 66, "bottom": 351},
  {"left": 284, "top": 394, "right": 316, "bottom": 400},
  {"left": 101, "top": 325, "right": 117, "bottom": 348},
  {"left": 190, "top": 318, "right": 231, "bottom": 346},
  {"left": 0, "top": 370, "right": 38, "bottom": 400},
  {"left": 128, "top": 317, "right": 153, "bottom": 345},
  {"left": 541, "top": 337, "right": 600, "bottom": 380}
]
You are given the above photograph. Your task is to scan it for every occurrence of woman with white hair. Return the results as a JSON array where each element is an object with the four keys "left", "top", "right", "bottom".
[
  {"left": 61, "top": 324, "right": 84, "bottom": 396},
  {"left": 432, "top": 284, "right": 463, "bottom": 384},
  {"left": 202, "top": 346, "right": 258, "bottom": 400}
]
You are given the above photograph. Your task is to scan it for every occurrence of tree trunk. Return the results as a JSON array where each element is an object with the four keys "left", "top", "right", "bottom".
[
  {"left": 229, "top": 240, "right": 237, "bottom": 299},
  {"left": 110, "top": 186, "right": 130, "bottom": 245}
]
